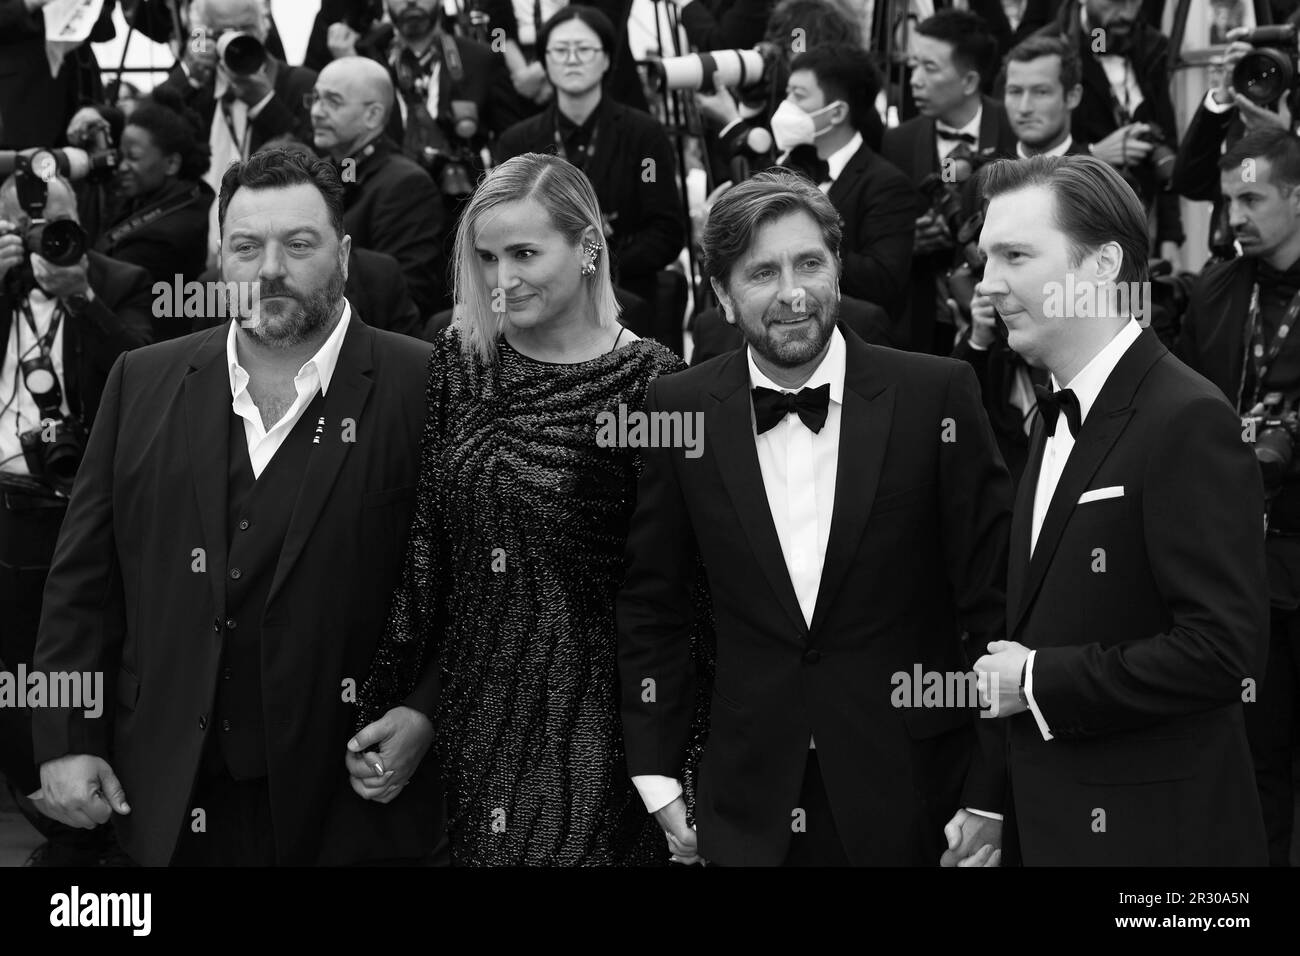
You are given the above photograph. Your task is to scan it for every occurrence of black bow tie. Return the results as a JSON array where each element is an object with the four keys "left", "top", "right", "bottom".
[
  {"left": 752, "top": 384, "right": 830, "bottom": 435},
  {"left": 935, "top": 126, "right": 977, "bottom": 146},
  {"left": 1033, "top": 384, "right": 1082, "bottom": 437}
]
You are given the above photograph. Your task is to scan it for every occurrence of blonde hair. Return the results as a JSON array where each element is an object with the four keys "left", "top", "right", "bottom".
[{"left": 451, "top": 153, "right": 621, "bottom": 365}]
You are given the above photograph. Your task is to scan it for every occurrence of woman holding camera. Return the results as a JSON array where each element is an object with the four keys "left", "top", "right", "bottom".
[{"left": 351, "top": 153, "right": 706, "bottom": 866}]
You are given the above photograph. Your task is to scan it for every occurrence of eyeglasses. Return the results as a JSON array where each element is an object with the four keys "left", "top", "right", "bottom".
[
  {"left": 303, "top": 91, "right": 379, "bottom": 111},
  {"left": 544, "top": 45, "right": 603, "bottom": 64}
]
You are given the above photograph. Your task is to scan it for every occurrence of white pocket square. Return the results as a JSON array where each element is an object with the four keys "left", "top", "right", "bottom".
[{"left": 1078, "top": 485, "right": 1124, "bottom": 504}]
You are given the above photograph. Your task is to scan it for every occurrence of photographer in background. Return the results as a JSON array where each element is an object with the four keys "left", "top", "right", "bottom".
[
  {"left": 0, "top": 171, "right": 152, "bottom": 865},
  {"left": 1176, "top": 128, "right": 1300, "bottom": 866},
  {"left": 882, "top": 9, "right": 1017, "bottom": 355},
  {"left": 155, "top": 0, "right": 317, "bottom": 264},
  {"left": 1027, "top": 0, "right": 1183, "bottom": 256},
  {"left": 311, "top": 57, "right": 445, "bottom": 319}
]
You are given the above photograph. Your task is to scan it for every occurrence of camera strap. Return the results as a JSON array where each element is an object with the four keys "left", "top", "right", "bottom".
[
  {"left": 1240, "top": 281, "right": 1300, "bottom": 411},
  {"left": 102, "top": 184, "right": 207, "bottom": 248},
  {"left": 16, "top": 295, "right": 63, "bottom": 362}
]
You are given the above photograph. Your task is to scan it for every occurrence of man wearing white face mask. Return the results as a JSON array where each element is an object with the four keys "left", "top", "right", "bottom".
[{"left": 766, "top": 45, "right": 920, "bottom": 330}]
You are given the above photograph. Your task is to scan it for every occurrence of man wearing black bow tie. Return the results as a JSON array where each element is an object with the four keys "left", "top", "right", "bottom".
[
  {"left": 882, "top": 9, "right": 1017, "bottom": 356},
  {"left": 973, "top": 154, "right": 1269, "bottom": 865},
  {"left": 617, "top": 169, "right": 1013, "bottom": 866}
]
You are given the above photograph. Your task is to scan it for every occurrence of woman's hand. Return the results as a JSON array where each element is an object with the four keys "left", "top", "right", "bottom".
[{"left": 345, "top": 706, "right": 434, "bottom": 804}]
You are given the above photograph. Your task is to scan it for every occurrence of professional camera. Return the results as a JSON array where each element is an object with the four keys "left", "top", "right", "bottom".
[
  {"left": 647, "top": 43, "right": 781, "bottom": 95},
  {"left": 193, "top": 28, "right": 267, "bottom": 75},
  {"left": 15, "top": 353, "right": 86, "bottom": 496},
  {"left": 1134, "top": 124, "right": 1176, "bottom": 186},
  {"left": 0, "top": 149, "right": 101, "bottom": 297},
  {"left": 1246, "top": 399, "right": 1300, "bottom": 501},
  {"left": 417, "top": 146, "right": 476, "bottom": 199},
  {"left": 1232, "top": 24, "right": 1299, "bottom": 107}
]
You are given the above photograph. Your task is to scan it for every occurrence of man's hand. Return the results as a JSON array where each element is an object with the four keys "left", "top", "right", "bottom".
[
  {"left": 1089, "top": 123, "right": 1153, "bottom": 167},
  {"left": 1212, "top": 38, "right": 1255, "bottom": 104},
  {"left": 652, "top": 795, "right": 704, "bottom": 865},
  {"left": 1234, "top": 93, "right": 1288, "bottom": 133},
  {"left": 941, "top": 809, "right": 1002, "bottom": 867},
  {"left": 511, "top": 61, "right": 549, "bottom": 101},
  {"left": 222, "top": 61, "right": 273, "bottom": 106},
  {"left": 695, "top": 86, "right": 741, "bottom": 127},
  {"left": 0, "top": 222, "right": 24, "bottom": 286},
  {"left": 973, "top": 639, "right": 1031, "bottom": 718},
  {"left": 345, "top": 706, "right": 434, "bottom": 805},
  {"left": 31, "top": 253, "right": 90, "bottom": 300},
  {"left": 968, "top": 292, "right": 999, "bottom": 348},
  {"left": 37, "top": 755, "right": 131, "bottom": 829},
  {"left": 326, "top": 21, "right": 360, "bottom": 60},
  {"left": 914, "top": 210, "right": 953, "bottom": 255},
  {"left": 66, "top": 107, "right": 111, "bottom": 148}
]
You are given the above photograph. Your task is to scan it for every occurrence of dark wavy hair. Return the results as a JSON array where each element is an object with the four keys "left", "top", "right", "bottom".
[
  {"left": 764, "top": 0, "right": 861, "bottom": 52},
  {"left": 125, "top": 85, "right": 211, "bottom": 181},
  {"left": 217, "top": 147, "right": 345, "bottom": 238}
]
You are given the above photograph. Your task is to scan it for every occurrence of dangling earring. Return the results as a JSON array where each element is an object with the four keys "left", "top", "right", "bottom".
[{"left": 580, "top": 238, "right": 601, "bottom": 277}]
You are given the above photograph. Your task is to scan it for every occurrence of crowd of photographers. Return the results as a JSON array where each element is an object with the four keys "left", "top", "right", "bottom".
[{"left": 1, "top": 0, "right": 1300, "bottom": 865}]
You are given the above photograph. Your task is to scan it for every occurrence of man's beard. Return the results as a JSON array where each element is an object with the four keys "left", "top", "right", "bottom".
[
  {"left": 391, "top": 4, "right": 435, "bottom": 39},
  {"left": 237, "top": 266, "right": 346, "bottom": 348},
  {"left": 742, "top": 295, "right": 839, "bottom": 368}
]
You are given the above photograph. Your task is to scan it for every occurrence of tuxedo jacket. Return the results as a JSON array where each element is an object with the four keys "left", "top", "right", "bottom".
[
  {"left": 1003, "top": 329, "right": 1269, "bottom": 865},
  {"left": 0, "top": 251, "right": 154, "bottom": 432},
  {"left": 31, "top": 312, "right": 443, "bottom": 866},
  {"left": 882, "top": 96, "right": 1017, "bottom": 354},
  {"left": 618, "top": 325, "right": 1013, "bottom": 865}
]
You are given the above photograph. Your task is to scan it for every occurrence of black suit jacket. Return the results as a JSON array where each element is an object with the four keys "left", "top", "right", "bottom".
[
  {"left": 0, "top": 251, "right": 154, "bottom": 431},
  {"left": 618, "top": 325, "right": 1013, "bottom": 865},
  {"left": 496, "top": 98, "right": 687, "bottom": 286},
  {"left": 31, "top": 312, "right": 443, "bottom": 866},
  {"left": 154, "top": 58, "right": 318, "bottom": 153},
  {"left": 1003, "top": 329, "right": 1268, "bottom": 865},
  {"left": 882, "top": 96, "right": 1017, "bottom": 354},
  {"left": 339, "top": 137, "right": 446, "bottom": 319}
]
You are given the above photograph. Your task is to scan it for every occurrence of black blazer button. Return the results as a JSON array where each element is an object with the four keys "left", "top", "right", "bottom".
[
  {"left": 229, "top": 568, "right": 242, "bottom": 580},
  {"left": 803, "top": 649, "right": 822, "bottom": 664},
  {"left": 198, "top": 715, "right": 208, "bottom": 730},
  {"left": 222, "top": 720, "right": 231, "bottom": 732}
]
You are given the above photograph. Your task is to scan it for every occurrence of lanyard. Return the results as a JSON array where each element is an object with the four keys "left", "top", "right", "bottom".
[
  {"left": 219, "top": 98, "right": 253, "bottom": 159},
  {"left": 553, "top": 108, "right": 600, "bottom": 171},
  {"left": 17, "top": 295, "right": 63, "bottom": 360},
  {"left": 1239, "top": 281, "right": 1300, "bottom": 411}
]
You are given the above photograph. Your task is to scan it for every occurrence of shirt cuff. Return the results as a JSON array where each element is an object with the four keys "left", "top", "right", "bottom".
[
  {"left": 965, "top": 807, "right": 1004, "bottom": 821},
  {"left": 1203, "top": 89, "right": 1235, "bottom": 114},
  {"left": 247, "top": 91, "right": 275, "bottom": 120},
  {"left": 719, "top": 117, "right": 744, "bottom": 139},
  {"left": 1023, "top": 648, "right": 1054, "bottom": 741},
  {"left": 632, "top": 775, "right": 682, "bottom": 814},
  {"left": 182, "top": 60, "right": 203, "bottom": 89},
  {"left": 967, "top": 337, "right": 989, "bottom": 351}
]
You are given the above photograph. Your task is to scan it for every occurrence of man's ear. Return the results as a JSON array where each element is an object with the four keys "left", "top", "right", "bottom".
[
  {"left": 340, "top": 233, "right": 352, "bottom": 283},
  {"left": 1065, "top": 84, "right": 1083, "bottom": 112},
  {"left": 1094, "top": 240, "right": 1123, "bottom": 284},
  {"left": 962, "top": 70, "right": 982, "bottom": 98},
  {"left": 710, "top": 276, "right": 736, "bottom": 324}
]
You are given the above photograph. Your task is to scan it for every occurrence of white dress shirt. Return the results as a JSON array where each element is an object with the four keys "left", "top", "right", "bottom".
[
  {"left": 0, "top": 289, "right": 71, "bottom": 475},
  {"left": 936, "top": 104, "right": 983, "bottom": 162},
  {"left": 820, "top": 131, "right": 862, "bottom": 193},
  {"left": 1016, "top": 133, "right": 1074, "bottom": 160},
  {"left": 226, "top": 301, "right": 351, "bottom": 479},
  {"left": 1024, "top": 317, "right": 1143, "bottom": 740},
  {"left": 632, "top": 328, "right": 848, "bottom": 814}
]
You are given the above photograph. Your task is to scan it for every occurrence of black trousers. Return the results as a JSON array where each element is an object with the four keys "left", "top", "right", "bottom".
[
  {"left": 1246, "top": 606, "right": 1300, "bottom": 866},
  {"left": 781, "top": 750, "right": 851, "bottom": 867}
]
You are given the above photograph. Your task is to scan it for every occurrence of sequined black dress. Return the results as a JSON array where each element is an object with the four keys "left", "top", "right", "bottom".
[{"left": 357, "top": 326, "right": 689, "bottom": 866}]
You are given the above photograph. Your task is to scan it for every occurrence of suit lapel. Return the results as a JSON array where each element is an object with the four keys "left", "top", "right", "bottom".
[
  {"left": 1010, "top": 330, "right": 1166, "bottom": 635},
  {"left": 809, "top": 330, "right": 892, "bottom": 637},
  {"left": 184, "top": 326, "right": 234, "bottom": 617},
  {"left": 916, "top": 117, "right": 938, "bottom": 178},
  {"left": 827, "top": 142, "right": 869, "bottom": 207},
  {"left": 1007, "top": 418, "right": 1046, "bottom": 632},
  {"left": 263, "top": 316, "right": 374, "bottom": 608},
  {"left": 706, "top": 350, "right": 809, "bottom": 639}
]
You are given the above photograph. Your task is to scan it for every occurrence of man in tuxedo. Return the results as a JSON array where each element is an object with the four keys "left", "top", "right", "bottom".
[
  {"left": 955, "top": 34, "right": 1089, "bottom": 485},
  {"left": 770, "top": 44, "right": 920, "bottom": 331},
  {"left": 618, "top": 169, "right": 1013, "bottom": 866},
  {"left": 30, "top": 149, "right": 443, "bottom": 866},
  {"left": 311, "top": 56, "right": 445, "bottom": 319},
  {"left": 971, "top": 154, "right": 1269, "bottom": 866},
  {"left": 883, "top": 9, "right": 1017, "bottom": 355}
]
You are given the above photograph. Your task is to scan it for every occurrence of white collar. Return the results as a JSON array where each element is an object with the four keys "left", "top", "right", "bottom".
[
  {"left": 938, "top": 103, "right": 983, "bottom": 141},
  {"left": 747, "top": 325, "right": 846, "bottom": 406},
  {"left": 824, "top": 131, "right": 863, "bottom": 183},
  {"left": 1017, "top": 133, "right": 1073, "bottom": 159},
  {"left": 227, "top": 298, "right": 352, "bottom": 397},
  {"left": 1052, "top": 317, "right": 1143, "bottom": 425}
]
